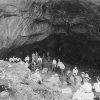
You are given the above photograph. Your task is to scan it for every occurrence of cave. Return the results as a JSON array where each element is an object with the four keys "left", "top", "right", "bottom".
[
  {"left": 4, "top": 33, "right": 100, "bottom": 71},
  {"left": 0, "top": 0, "right": 100, "bottom": 74},
  {"left": 1, "top": 0, "right": 100, "bottom": 99}
]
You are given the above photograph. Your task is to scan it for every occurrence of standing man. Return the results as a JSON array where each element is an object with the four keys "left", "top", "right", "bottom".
[
  {"left": 37, "top": 56, "right": 42, "bottom": 69},
  {"left": 42, "top": 53, "right": 45, "bottom": 69},
  {"left": 35, "top": 52, "right": 38, "bottom": 64},
  {"left": 73, "top": 66, "right": 78, "bottom": 76},
  {"left": 57, "top": 59, "right": 61, "bottom": 74},
  {"left": 32, "top": 52, "right": 35, "bottom": 63},
  {"left": 60, "top": 62, "right": 65, "bottom": 76},
  {"left": 57, "top": 59, "right": 65, "bottom": 76},
  {"left": 47, "top": 52, "right": 51, "bottom": 62},
  {"left": 52, "top": 58, "right": 57, "bottom": 72}
]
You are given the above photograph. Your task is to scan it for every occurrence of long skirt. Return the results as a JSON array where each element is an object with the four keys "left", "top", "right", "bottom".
[{"left": 72, "top": 90, "right": 94, "bottom": 100}]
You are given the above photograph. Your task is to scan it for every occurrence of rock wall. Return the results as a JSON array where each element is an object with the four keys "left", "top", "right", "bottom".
[{"left": 0, "top": 0, "right": 100, "bottom": 57}]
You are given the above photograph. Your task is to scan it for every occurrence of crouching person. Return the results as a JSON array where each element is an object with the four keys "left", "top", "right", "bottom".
[
  {"left": 24, "top": 56, "right": 30, "bottom": 63},
  {"left": 33, "top": 69, "right": 43, "bottom": 84}
]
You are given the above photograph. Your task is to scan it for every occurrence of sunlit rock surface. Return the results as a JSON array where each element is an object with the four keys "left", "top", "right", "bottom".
[{"left": 0, "top": 60, "right": 73, "bottom": 100}]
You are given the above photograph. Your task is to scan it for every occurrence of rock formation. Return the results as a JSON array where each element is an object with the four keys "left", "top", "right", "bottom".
[
  {"left": 0, "top": 60, "right": 67, "bottom": 100},
  {"left": 0, "top": 0, "right": 100, "bottom": 66}
]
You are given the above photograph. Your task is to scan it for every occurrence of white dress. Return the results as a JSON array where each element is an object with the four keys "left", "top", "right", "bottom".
[
  {"left": 93, "top": 82, "right": 100, "bottom": 92},
  {"left": 72, "top": 82, "right": 94, "bottom": 100}
]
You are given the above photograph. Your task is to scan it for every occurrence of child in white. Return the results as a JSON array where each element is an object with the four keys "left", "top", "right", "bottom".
[{"left": 73, "top": 66, "right": 78, "bottom": 76}]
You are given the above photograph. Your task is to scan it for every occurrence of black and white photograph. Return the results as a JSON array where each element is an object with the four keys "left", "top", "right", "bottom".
[{"left": 0, "top": 0, "right": 100, "bottom": 100}]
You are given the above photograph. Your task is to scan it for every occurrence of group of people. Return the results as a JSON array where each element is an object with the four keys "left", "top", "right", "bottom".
[
  {"left": 31, "top": 52, "right": 66, "bottom": 76},
  {"left": 9, "top": 56, "right": 21, "bottom": 63},
  {"left": 73, "top": 75, "right": 100, "bottom": 100},
  {"left": 52, "top": 58, "right": 65, "bottom": 76},
  {"left": 31, "top": 52, "right": 42, "bottom": 67},
  {"left": 25, "top": 52, "right": 100, "bottom": 100},
  {"left": 64, "top": 66, "right": 100, "bottom": 100},
  {"left": 23, "top": 52, "right": 66, "bottom": 76},
  {"left": 28, "top": 64, "right": 100, "bottom": 100},
  {"left": 6, "top": 52, "right": 100, "bottom": 100}
]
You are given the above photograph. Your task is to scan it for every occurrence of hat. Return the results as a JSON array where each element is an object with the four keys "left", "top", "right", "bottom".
[
  {"left": 84, "top": 74, "right": 91, "bottom": 79},
  {"left": 35, "top": 69, "right": 39, "bottom": 72},
  {"left": 81, "top": 72, "right": 85, "bottom": 74}
]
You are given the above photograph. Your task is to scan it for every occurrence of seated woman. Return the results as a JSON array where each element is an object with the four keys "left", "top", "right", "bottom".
[
  {"left": 72, "top": 74, "right": 94, "bottom": 100},
  {"left": 33, "top": 69, "right": 43, "bottom": 85},
  {"left": 93, "top": 76, "right": 100, "bottom": 100}
]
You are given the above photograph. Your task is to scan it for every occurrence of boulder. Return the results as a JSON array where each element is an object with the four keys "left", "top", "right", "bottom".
[
  {"left": 61, "top": 87, "right": 73, "bottom": 100},
  {"left": 0, "top": 61, "right": 30, "bottom": 88},
  {"left": 43, "top": 74, "right": 61, "bottom": 91}
]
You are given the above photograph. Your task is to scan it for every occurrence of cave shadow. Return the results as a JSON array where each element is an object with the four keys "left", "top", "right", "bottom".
[{"left": 4, "top": 33, "right": 100, "bottom": 70}]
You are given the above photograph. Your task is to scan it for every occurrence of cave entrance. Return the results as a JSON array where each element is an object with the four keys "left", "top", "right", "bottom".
[{"left": 5, "top": 33, "right": 100, "bottom": 67}]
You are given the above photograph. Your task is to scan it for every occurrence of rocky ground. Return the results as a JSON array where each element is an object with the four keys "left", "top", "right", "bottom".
[
  {"left": 0, "top": 60, "right": 74, "bottom": 100},
  {"left": 0, "top": 59, "right": 99, "bottom": 100}
]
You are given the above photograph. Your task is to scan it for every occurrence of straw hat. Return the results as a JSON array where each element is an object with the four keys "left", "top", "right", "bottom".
[
  {"left": 35, "top": 69, "right": 39, "bottom": 72},
  {"left": 81, "top": 72, "right": 85, "bottom": 74},
  {"left": 84, "top": 74, "right": 91, "bottom": 79}
]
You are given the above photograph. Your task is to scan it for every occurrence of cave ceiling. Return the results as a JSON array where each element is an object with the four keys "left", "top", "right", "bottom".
[{"left": 0, "top": 0, "right": 100, "bottom": 57}]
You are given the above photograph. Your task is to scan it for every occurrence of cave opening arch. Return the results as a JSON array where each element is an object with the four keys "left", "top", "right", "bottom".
[{"left": 2, "top": 33, "right": 100, "bottom": 70}]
